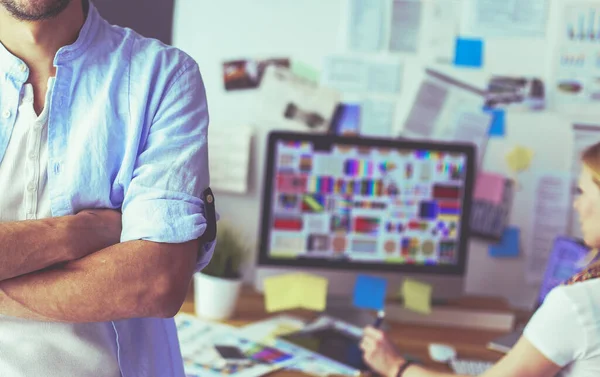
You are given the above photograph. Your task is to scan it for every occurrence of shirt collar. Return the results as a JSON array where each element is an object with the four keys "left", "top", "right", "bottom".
[{"left": 0, "top": 0, "right": 101, "bottom": 82}]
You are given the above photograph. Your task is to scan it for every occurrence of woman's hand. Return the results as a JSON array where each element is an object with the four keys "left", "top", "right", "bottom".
[{"left": 360, "top": 326, "right": 406, "bottom": 377}]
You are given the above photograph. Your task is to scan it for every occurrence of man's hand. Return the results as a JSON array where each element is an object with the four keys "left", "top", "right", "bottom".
[
  {"left": 360, "top": 326, "right": 406, "bottom": 377},
  {"left": 0, "top": 209, "right": 123, "bottom": 282},
  {"left": 71, "top": 209, "right": 122, "bottom": 260}
]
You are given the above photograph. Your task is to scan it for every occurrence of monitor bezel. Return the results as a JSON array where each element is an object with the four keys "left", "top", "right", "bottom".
[{"left": 257, "top": 131, "right": 476, "bottom": 276}]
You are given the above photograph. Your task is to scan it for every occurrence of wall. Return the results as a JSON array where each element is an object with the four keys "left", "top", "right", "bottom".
[
  {"left": 93, "top": 0, "right": 174, "bottom": 44},
  {"left": 172, "top": 0, "right": 587, "bottom": 309}
]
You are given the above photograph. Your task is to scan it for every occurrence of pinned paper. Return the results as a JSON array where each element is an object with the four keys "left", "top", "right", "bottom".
[
  {"left": 489, "top": 226, "right": 520, "bottom": 258},
  {"left": 291, "top": 61, "right": 320, "bottom": 83},
  {"left": 474, "top": 172, "right": 506, "bottom": 205},
  {"left": 264, "top": 273, "right": 328, "bottom": 313},
  {"left": 353, "top": 274, "right": 387, "bottom": 310},
  {"left": 401, "top": 279, "right": 432, "bottom": 315},
  {"left": 506, "top": 146, "right": 534, "bottom": 172},
  {"left": 485, "top": 108, "right": 505, "bottom": 137},
  {"left": 454, "top": 38, "right": 484, "bottom": 68}
]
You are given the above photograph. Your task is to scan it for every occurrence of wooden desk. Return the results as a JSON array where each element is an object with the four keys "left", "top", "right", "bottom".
[{"left": 180, "top": 286, "right": 521, "bottom": 375}]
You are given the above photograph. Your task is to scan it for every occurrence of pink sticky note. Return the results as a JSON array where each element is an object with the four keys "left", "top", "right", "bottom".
[{"left": 474, "top": 172, "right": 505, "bottom": 205}]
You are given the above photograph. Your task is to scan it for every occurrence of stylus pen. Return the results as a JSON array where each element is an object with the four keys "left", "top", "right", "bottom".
[{"left": 374, "top": 310, "right": 385, "bottom": 329}]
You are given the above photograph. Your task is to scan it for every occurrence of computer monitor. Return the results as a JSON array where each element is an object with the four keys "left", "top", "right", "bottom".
[{"left": 254, "top": 131, "right": 476, "bottom": 301}]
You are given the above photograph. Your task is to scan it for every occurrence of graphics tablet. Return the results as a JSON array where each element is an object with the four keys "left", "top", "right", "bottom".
[{"left": 280, "top": 317, "right": 370, "bottom": 372}]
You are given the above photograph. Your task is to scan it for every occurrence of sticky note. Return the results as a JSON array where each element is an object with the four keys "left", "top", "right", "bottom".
[
  {"left": 454, "top": 38, "right": 484, "bottom": 68},
  {"left": 506, "top": 146, "right": 534, "bottom": 172},
  {"left": 489, "top": 227, "right": 520, "bottom": 257},
  {"left": 300, "top": 274, "right": 328, "bottom": 311},
  {"left": 264, "top": 273, "right": 328, "bottom": 313},
  {"left": 402, "top": 278, "right": 433, "bottom": 315},
  {"left": 484, "top": 108, "right": 505, "bottom": 137},
  {"left": 264, "top": 274, "right": 302, "bottom": 312},
  {"left": 474, "top": 172, "right": 505, "bottom": 205},
  {"left": 291, "top": 61, "right": 320, "bottom": 83},
  {"left": 353, "top": 274, "right": 387, "bottom": 310}
]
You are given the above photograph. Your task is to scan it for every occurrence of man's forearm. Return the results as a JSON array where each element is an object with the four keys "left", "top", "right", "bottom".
[
  {"left": 0, "top": 238, "right": 197, "bottom": 322},
  {"left": 0, "top": 210, "right": 122, "bottom": 282}
]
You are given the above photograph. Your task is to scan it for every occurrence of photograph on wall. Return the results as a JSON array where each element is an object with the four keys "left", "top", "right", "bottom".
[
  {"left": 223, "top": 58, "right": 290, "bottom": 91},
  {"left": 485, "top": 76, "right": 546, "bottom": 110},
  {"left": 256, "top": 66, "right": 340, "bottom": 133}
]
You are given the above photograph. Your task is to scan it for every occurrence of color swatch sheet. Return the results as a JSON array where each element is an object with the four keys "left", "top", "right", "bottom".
[
  {"left": 268, "top": 140, "right": 470, "bottom": 267},
  {"left": 175, "top": 313, "right": 302, "bottom": 377}
]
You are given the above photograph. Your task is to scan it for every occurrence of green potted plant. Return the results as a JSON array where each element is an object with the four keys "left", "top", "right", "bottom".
[{"left": 194, "top": 222, "right": 249, "bottom": 320}]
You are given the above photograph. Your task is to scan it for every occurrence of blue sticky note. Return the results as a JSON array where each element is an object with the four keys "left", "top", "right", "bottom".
[
  {"left": 489, "top": 227, "right": 520, "bottom": 257},
  {"left": 454, "top": 38, "right": 484, "bottom": 68},
  {"left": 353, "top": 274, "right": 387, "bottom": 310},
  {"left": 483, "top": 108, "right": 505, "bottom": 137}
]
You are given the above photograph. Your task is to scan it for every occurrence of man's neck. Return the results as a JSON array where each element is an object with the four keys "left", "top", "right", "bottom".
[{"left": 0, "top": 0, "right": 86, "bottom": 78}]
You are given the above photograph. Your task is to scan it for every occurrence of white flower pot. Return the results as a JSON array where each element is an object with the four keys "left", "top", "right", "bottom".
[{"left": 193, "top": 272, "right": 242, "bottom": 321}]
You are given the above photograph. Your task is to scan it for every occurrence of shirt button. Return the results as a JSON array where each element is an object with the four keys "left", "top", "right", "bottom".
[
  {"left": 27, "top": 182, "right": 36, "bottom": 192},
  {"left": 2, "top": 110, "right": 10, "bottom": 118},
  {"left": 29, "top": 152, "right": 37, "bottom": 160},
  {"left": 19, "top": 63, "right": 27, "bottom": 72}
]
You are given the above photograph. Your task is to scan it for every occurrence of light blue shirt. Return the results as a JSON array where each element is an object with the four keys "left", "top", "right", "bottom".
[{"left": 0, "top": 2, "right": 214, "bottom": 376}]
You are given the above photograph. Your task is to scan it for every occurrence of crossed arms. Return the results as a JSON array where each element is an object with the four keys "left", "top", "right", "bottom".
[{"left": 0, "top": 209, "right": 199, "bottom": 323}]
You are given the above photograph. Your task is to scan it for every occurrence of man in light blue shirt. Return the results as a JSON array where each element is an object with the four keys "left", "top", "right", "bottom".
[{"left": 0, "top": 0, "right": 215, "bottom": 376}]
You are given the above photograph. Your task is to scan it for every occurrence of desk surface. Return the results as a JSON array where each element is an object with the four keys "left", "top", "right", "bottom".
[{"left": 180, "top": 285, "right": 521, "bottom": 376}]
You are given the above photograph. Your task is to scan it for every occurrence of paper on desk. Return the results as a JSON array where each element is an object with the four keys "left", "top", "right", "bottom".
[
  {"left": 256, "top": 66, "right": 339, "bottom": 133},
  {"left": 264, "top": 273, "right": 328, "bottom": 313},
  {"left": 389, "top": 0, "right": 423, "bottom": 53},
  {"left": 239, "top": 316, "right": 358, "bottom": 377},
  {"left": 474, "top": 172, "right": 505, "bottom": 205},
  {"left": 175, "top": 313, "right": 301, "bottom": 377},
  {"left": 322, "top": 55, "right": 403, "bottom": 95},
  {"left": 208, "top": 125, "right": 252, "bottom": 194},
  {"left": 525, "top": 172, "right": 571, "bottom": 284},
  {"left": 463, "top": 0, "right": 548, "bottom": 38},
  {"left": 401, "top": 278, "right": 433, "bottom": 315},
  {"left": 506, "top": 145, "right": 534, "bottom": 173},
  {"left": 347, "top": 0, "right": 386, "bottom": 52},
  {"left": 239, "top": 315, "right": 306, "bottom": 346}
]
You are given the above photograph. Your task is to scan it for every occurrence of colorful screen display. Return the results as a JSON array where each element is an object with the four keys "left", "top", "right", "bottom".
[{"left": 265, "top": 139, "right": 470, "bottom": 267}]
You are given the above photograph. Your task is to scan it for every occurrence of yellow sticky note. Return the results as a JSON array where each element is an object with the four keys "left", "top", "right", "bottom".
[
  {"left": 263, "top": 273, "right": 328, "bottom": 313},
  {"left": 506, "top": 146, "right": 534, "bottom": 172},
  {"left": 264, "top": 274, "right": 302, "bottom": 312},
  {"left": 299, "top": 274, "right": 328, "bottom": 311},
  {"left": 402, "top": 278, "right": 433, "bottom": 315}
]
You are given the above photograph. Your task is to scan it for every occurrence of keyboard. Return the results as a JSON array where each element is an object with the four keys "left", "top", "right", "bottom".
[{"left": 450, "top": 359, "right": 494, "bottom": 375}]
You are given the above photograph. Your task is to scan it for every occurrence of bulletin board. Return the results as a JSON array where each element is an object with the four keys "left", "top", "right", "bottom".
[{"left": 173, "top": 0, "right": 599, "bottom": 309}]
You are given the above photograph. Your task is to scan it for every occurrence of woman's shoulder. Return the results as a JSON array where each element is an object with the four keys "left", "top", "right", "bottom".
[
  {"left": 549, "top": 279, "right": 600, "bottom": 328},
  {"left": 558, "top": 278, "right": 600, "bottom": 300}
]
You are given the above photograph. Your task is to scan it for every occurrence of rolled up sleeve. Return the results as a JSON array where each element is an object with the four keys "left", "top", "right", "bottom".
[{"left": 121, "top": 59, "right": 216, "bottom": 271}]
